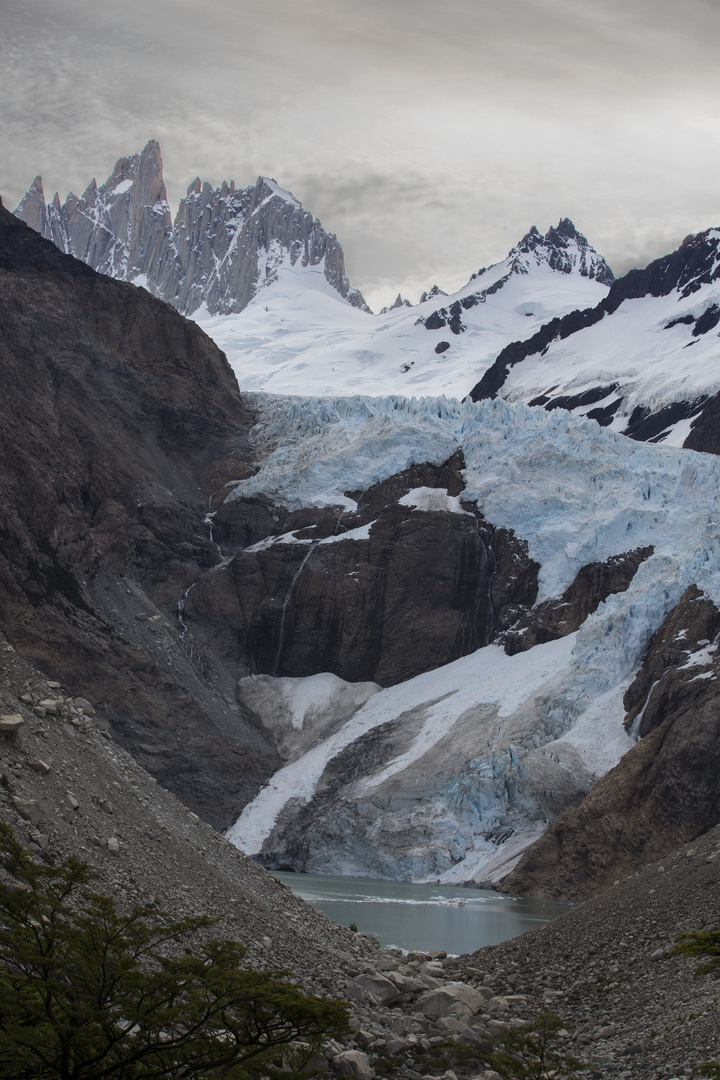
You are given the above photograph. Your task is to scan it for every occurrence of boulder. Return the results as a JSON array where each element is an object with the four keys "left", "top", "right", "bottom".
[
  {"left": 415, "top": 982, "right": 486, "bottom": 1019},
  {"left": 0, "top": 714, "right": 24, "bottom": 734},
  {"left": 351, "top": 972, "right": 401, "bottom": 1005},
  {"left": 12, "top": 798, "right": 42, "bottom": 826},
  {"left": 333, "top": 1050, "right": 373, "bottom": 1079},
  {"left": 28, "top": 758, "right": 51, "bottom": 774}
]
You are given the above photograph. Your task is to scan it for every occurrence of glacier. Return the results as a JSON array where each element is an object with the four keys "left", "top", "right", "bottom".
[{"left": 222, "top": 394, "right": 720, "bottom": 883}]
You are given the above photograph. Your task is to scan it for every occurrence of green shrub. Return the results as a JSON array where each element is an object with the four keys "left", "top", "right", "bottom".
[{"left": 0, "top": 824, "right": 349, "bottom": 1079}]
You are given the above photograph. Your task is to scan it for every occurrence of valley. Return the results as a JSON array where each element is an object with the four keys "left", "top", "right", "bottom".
[{"left": 3, "top": 141, "right": 720, "bottom": 1076}]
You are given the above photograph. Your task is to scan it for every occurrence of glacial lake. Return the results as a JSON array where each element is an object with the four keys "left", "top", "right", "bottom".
[{"left": 272, "top": 872, "right": 572, "bottom": 955}]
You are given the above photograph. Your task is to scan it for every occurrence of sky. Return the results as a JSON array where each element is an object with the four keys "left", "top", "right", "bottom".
[{"left": 3, "top": 0, "right": 720, "bottom": 311}]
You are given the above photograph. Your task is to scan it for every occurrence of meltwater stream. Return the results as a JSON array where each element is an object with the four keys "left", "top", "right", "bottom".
[{"left": 272, "top": 872, "right": 572, "bottom": 955}]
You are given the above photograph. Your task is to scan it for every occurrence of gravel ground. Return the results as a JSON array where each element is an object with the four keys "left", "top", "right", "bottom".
[
  {"left": 2, "top": 632, "right": 719, "bottom": 1080},
  {"left": 449, "top": 831, "right": 720, "bottom": 1078}
]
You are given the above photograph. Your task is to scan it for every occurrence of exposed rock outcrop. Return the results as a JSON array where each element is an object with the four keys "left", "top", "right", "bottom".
[
  {"left": 14, "top": 141, "right": 368, "bottom": 316},
  {"left": 0, "top": 199, "right": 279, "bottom": 829},
  {"left": 502, "top": 547, "right": 654, "bottom": 655},
  {"left": 186, "top": 457, "right": 540, "bottom": 687},
  {"left": 500, "top": 586, "right": 720, "bottom": 899}
]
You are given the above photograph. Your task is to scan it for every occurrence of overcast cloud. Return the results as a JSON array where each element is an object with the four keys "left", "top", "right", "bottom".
[{"left": 3, "top": 0, "right": 720, "bottom": 308}]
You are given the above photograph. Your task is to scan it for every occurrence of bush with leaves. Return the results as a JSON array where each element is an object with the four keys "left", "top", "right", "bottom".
[
  {"left": 0, "top": 824, "right": 349, "bottom": 1079},
  {"left": 488, "top": 1013, "right": 589, "bottom": 1080},
  {"left": 672, "top": 929, "right": 720, "bottom": 977},
  {"left": 671, "top": 930, "right": 720, "bottom": 1078}
]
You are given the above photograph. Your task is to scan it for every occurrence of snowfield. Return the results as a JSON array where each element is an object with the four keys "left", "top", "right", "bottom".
[
  {"left": 499, "top": 262, "right": 720, "bottom": 437},
  {"left": 195, "top": 234, "right": 610, "bottom": 400}
]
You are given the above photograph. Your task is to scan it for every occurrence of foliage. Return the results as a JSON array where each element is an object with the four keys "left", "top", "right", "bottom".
[
  {"left": 371, "top": 1035, "right": 490, "bottom": 1078},
  {"left": 488, "top": 1013, "right": 589, "bottom": 1080},
  {"left": 671, "top": 929, "right": 720, "bottom": 1078},
  {"left": 672, "top": 929, "right": 720, "bottom": 977},
  {"left": 0, "top": 824, "right": 349, "bottom": 1080},
  {"left": 694, "top": 1065, "right": 720, "bottom": 1079},
  {"left": 371, "top": 1014, "right": 588, "bottom": 1080}
]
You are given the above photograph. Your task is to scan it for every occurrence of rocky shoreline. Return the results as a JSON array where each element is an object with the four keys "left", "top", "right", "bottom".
[{"left": 2, "top": 635, "right": 719, "bottom": 1080}]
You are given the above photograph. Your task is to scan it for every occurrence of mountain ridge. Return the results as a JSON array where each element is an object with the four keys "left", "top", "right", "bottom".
[
  {"left": 468, "top": 225, "right": 720, "bottom": 452},
  {"left": 14, "top": 140, "right": 368, "bottom": 317}
]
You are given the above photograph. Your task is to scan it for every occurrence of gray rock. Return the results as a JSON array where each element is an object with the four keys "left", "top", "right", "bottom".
[
  {"left": 73, "top": 697, "right": 96, "bottom": 716},
  {"left": 352, "top": 973, "right": 401, "bottom": 1005},
  {"left": 436, "top": 1016, "right": 470, "bottom": 1034},
  {"left": 375, "top": 956, "right": 401, "bottom": 972},
  {"left": 0, "top": 713, "right": 24, "bottom": 734},
  {"left": 38, "top": 699, "right": 59, "bottom": 713},
  {"left": 15, "top": 143, "right": 368, "bottom": 320},
  {"left": 107, "top": 836, "right": 120, "bottom": 855},
  {"left": 28, "top": 758, "right": 51, "bottom": 774},
  {"left": 12, "top": 798, "right": 42, "bottom": 825},
  {"left": 66, "top": 793, "right": 79, "bottom": 811},
  {"left": 416, "top": 983, "right": 486, "bottom": 1020},
  {"left": 333, "top": 1050, "right": 373, "bottom": 1079},
  {"left": 384, "top": 1035, "right": 412, "bottom": 1055}
]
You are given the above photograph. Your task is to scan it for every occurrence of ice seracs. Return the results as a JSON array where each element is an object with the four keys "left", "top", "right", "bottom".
[{"left": 219, "top": 393, "right": 720, "bottom": 884}]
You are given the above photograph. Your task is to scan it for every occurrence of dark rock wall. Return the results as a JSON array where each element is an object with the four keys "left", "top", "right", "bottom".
[
  {"left": 500, "top": 585, "right": 720, "bottom": 899},
  {"left": 502, "top": 547, "right": 654, "bottom": 655},
  {"left": 0, "top": 201, "right": 279, "bottom": 829},
  {"left": 187, "top": 458, "right": 541, "bottom": 687}
]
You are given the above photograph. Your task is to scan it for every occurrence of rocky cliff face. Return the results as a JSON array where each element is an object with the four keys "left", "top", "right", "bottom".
[
  {"left": 500, "top": 586, "right": 720, "bottom": 899},
  {"left": 185, "top": 454, "right": 540, "bottom": 687},
  {"left": 14, "top": 141, "right": 367, "bottom": 316},
  {"left": 0, "top": 199, "right": 281, "bottom": 829}
]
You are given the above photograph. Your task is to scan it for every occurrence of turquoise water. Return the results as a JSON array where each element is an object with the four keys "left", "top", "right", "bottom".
[{"left": 272, "top": 872, "right": 572, "bottom": 955}]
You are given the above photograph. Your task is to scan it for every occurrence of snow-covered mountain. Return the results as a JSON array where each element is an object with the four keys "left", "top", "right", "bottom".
[
  {"left": 14, "top": 140, "right": 367, "bottom": 316},
  {"left": 469, "top": 227, "right": 720, "bottom": 451},
  {"left": 15, "top": 148, "right": 615, "bottom": 399},
  {"left": 196, "top": 218, "right": 613, "bottom": 398}
]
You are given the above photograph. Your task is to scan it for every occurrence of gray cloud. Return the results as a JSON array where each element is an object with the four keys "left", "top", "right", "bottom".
[{"left": 3, "top": 0, "right": 720, "bottom": 308}]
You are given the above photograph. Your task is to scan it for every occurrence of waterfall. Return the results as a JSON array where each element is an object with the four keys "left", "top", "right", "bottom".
[{"left": 273, "top": 544, "right": 316, "bottom": 675}]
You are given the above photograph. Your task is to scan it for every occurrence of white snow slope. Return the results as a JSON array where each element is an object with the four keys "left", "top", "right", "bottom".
[
  {"left": 223, "top": 394, "right": 720, "bottom": 884},
  {"left": 493, "top": 228, "right": 720, "bottom": 446},
  {"left": 196, "top": 224, "right": 611, "bottom": 399}
]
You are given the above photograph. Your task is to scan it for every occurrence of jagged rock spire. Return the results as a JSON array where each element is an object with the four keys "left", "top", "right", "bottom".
[{"left": 14, "top": 141, "right": 368, "bottom": 316}]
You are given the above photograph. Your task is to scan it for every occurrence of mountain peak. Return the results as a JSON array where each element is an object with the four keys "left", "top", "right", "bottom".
[
  {"left": 510, "top": 219, "right": 613, "bottom": 284},
  {"left": 554, "top": 216, "right": 580, "bottom": 239},
  {"left": 419, "top": 284, "right": 447, "bottom": 303},
  {"left": 14, "top": 143, "right": 368, "bottom": 316}
]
